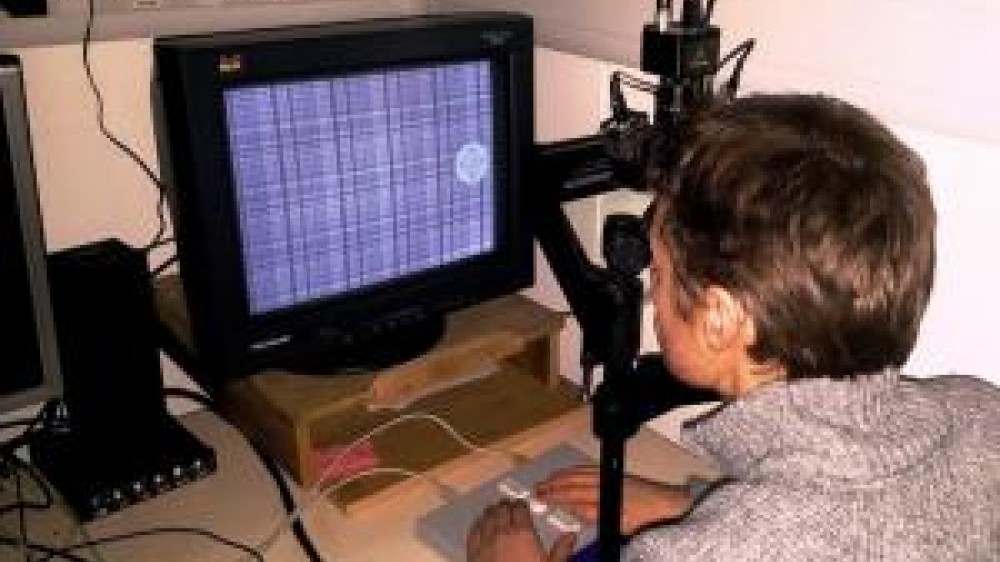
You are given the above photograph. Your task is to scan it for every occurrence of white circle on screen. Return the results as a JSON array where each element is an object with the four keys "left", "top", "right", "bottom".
[{"left": 455, "top": 142, "right": 490, "bottom": 185}]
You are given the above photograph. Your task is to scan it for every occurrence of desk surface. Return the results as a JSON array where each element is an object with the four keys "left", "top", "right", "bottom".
[{"left": 1, "top": 407, "right": 718, "bottom": 562}]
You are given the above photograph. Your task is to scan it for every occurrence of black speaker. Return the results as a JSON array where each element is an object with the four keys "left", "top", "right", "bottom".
[
  {"left": 30, "top": 239, "right": 215, "bottom": 520},
  {"left": 46, "top": 239, "right": 167, "bottom": 438}
]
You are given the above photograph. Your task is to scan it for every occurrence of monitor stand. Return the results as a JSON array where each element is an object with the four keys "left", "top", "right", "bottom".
[{"left": 280, "top": 313, "right": 448, "bottom": 376}]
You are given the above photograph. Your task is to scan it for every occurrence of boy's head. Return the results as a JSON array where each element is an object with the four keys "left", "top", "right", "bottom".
[{"left": 648, "top": 93, "right": 935, "bottom": 383}]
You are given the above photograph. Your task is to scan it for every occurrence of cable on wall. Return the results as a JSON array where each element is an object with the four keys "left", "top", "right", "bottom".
[{"left": 81, "top": 0, "right": 175, "bottom": 267}]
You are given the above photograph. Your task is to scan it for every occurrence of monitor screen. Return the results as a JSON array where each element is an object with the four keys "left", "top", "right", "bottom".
[
  {"left": 0, "top": 55, "right": 62, "bottom": 415},
  {"left": 224, "top": 60, "right": 497, "bottom": 315},
  {"left": 153, "top": 13, "right": 534, "bottom": 382}
]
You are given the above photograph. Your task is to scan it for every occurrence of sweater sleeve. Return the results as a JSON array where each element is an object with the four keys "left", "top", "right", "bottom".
[
  {"left": 621, "top": 520, "right": 709, "bottom": 562},
  {"left": 619, "top": 484, "right": 734, "bottom": 562},
  {"left": 618, "top": 478, "right": 834, "bottom": 562}
]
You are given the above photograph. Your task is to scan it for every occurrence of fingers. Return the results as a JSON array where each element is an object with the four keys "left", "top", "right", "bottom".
[
  {"left": 510, "top": 499, "right": 535, "bottom": 527},
  {"left": 467, "top": 516, "right": 484, "bottom": 560},
  {"left": 467, "top": 506, "right": 488, "bottom": 561},
  {"left": 536, "top": 481, "right": 599, "bottom": 504},
  {"left": 535, "top": 482, "right": 600, "bottom": 520},
  {"left": 469, "top": 501, "right": 515, "bottom": 562},
  {"left": 560, "top": 501, "right": 598, "bottom": 523},
  {"left": 478, "top": 500, "right": 520, "bottom": 537},
  {"left": 538, "top": 465, "right": 600, "bottom": 485},
  {"left": 535, "top": 465, "right": 601, "bottom": 523},
  {"left": 547, "top": 533, "right": 579, "bottom": 562},
  {"left": 535, "top": 465, "right": 600, "bottom": 497},
  {"left": 467, "top": 500, "right": 543, "bottom": 562}
]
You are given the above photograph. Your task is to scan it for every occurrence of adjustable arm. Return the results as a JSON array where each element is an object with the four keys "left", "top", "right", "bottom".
[
  {"left": 533, "top": 136, "right": 632, "bottom": 373},
  {"left": 533, "top": 136, "right": 721, "bottom": 562},
  {"left": 532, "top": 137, "right": 657, "bottom": 562},
  {"left": 530, "top": 5, "right": 749, "bottom": 561}
]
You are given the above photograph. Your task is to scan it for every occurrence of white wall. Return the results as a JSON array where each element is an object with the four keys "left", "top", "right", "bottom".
[
  {"left": 901, "top": 127, "right": 1000, "bottom": 380},
  {"left": 714, "top": 0, "right": 999, "bottom": 144}
]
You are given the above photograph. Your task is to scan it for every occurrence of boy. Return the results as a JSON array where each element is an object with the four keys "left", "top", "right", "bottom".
[{"left": 467, "top": 93, "right": 1000, "bottom": 561}]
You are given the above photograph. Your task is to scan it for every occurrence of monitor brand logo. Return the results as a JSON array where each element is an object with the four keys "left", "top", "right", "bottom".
[
  {"left": 481, "top": 29, "right": 514, "bottom": 47},
  {"left": 250, "top": 334, "right": 291, "bottom": 352},
  {"left": 218, "top": 54, "right": 243, "bottom": 74}
]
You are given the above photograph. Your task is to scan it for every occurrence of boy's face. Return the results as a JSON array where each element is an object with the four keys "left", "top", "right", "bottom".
[
  {"left": 648, "top": 211, "right": 712, "bottom": 392},
  {"left": 648, "top": 207, "right": 784, "bottom": 398},
  {"left": 647, "top": 206, "right": 746, "bottom": 397}
]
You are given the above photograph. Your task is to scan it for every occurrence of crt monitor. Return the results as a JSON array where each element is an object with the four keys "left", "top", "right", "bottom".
[
  {"left": 153, "top": 12, "right": 535, "bottom": 382},
  {"left": 0, "top": 54, "right": 62, "bottom": 415}
]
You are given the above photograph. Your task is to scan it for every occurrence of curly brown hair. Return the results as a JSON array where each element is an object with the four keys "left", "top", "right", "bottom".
[{"left": 649, "top": 93, "right": 936, "bottom": 379}]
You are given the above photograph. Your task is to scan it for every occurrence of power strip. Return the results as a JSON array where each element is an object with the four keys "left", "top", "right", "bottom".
[{"left": 29, "top": 414, "right": 216, "bottom": 521}]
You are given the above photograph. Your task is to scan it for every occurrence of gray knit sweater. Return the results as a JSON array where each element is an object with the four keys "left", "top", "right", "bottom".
[{"left": 624, "top": 370, "right": 1000, "bottom": 561}]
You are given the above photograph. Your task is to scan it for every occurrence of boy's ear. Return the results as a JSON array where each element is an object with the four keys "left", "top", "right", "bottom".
[{"left": 699, "top": 286, "right": 748, "bottom": 352}]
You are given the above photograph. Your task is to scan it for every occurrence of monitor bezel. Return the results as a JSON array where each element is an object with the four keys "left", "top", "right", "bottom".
[
  {"left": 0, "top": 55, "right": 63, "bottom": 415},
  {"left": 154, "top": 13, "right": 535, "bottom": 380}
]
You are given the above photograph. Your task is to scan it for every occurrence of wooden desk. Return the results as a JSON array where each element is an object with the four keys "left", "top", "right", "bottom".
[{"left": 0, "top": 407, "right": 718, "bottom": 562}]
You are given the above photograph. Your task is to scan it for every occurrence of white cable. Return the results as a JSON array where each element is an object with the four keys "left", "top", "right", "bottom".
[
  {"left": 310, "top": 412, "right": 513, "bottom": 492},
  {"left": 253, "top": 411, "right": 516, "bottom": 559},
  {"left": 255, "top": 466, "right": 424, "bottom": 555},
  {"left": 320, "top": 466, "right": 448, "bottom": 499}
]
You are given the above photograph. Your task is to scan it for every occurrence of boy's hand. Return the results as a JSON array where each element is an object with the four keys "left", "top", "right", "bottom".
[
  {"left": 535, "top": 465, "right": 694, "bottom": 534},
  {"left": 467, "top": 499, "right": 578, "bottom": 562}
]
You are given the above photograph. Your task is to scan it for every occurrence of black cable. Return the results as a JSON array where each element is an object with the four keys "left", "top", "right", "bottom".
[
  {"left": 0, "top": 434, "right": 31, "bottom": 458},
  {"left": 608, "top": 70, "right": 660, "bottom": 126},
  {"left": 609, "top": 73, "right": 628, "bottom": 119},
  {"left": 0, "top": 455, "right": 54, "bottom": 516},
  {"left": 705, "top": 0, "right": 717, "bottom": 24},
  {"left": 0, "top": 406, "right": 57, "bottom": 562},
  {"left": 719, "top": 39, "right": 756, "bottom": 97},
  {"left": 162, "top": 386, "right": 216, "bottom": 413},
  {"left": 27, "top": 527, "right": 264, "bottom": 562},
  {"left": 0, "top": 537, "right": 91, "bottom": 562},
  {"left": 0, "top": 400, "right": 58, "bottom": 458},
  {"left": 0, "top": 404, "right": 262, "bottom": 562},
  {"left": 0, "top": 448, "right": 43, "bottom": 561},
  {"left": 14, "top": 463, "right": 29, "bottom": 562},
  {"left": 164, "top": 387, "right": 327, "bottom": 562},
  {"left": 151, "top": 253, "right": 178, "bottom": 278},
  {"left": 257, "top": 439, "right": 326, "bottom": 562},
  {"left": 148, "top": 189, "right": 171, "bottom": 255},
  {"left": 0, "top": 418, "right": 33, "bottom": 432},
  {"left": 718, "top": 38, "right": 755, "bottom": 70},
  {"left": 614, "top": 70, "right": 660, "bottom": 95},
  {"left": 655, "top": 0, "right": 669, "bottom": 21},
  {"left": 145, "top": 236, "right": 176, "bottom": 251},
  {"left": 82, "top": 0, "right": 171, "bottom": 255}
]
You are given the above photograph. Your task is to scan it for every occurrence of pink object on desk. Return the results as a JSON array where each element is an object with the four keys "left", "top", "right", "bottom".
[{"left": 311, "top": 441, "right": 380, "bottom": 483}]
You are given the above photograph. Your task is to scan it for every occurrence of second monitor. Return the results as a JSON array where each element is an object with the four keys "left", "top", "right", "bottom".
[{"left": 153, "top": 12, "right": 535, "bottom": 383}]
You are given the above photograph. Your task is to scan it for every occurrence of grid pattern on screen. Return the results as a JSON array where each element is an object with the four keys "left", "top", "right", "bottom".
[{"left": 223, "top": 60, "right": 496, "bottom": 315}]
